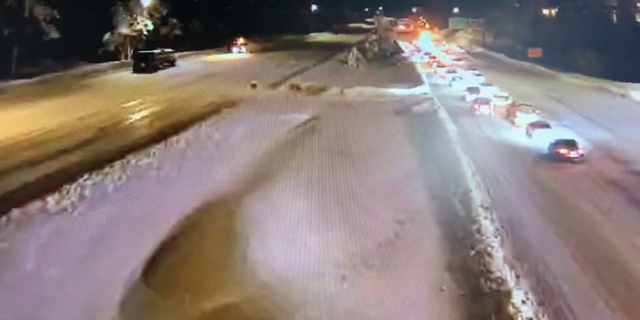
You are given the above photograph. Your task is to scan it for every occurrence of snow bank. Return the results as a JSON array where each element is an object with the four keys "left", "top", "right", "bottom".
[
  {"left": 0, "top": 49, "right": 220, "bottom": 90},
  {"left": 475, "top": 47, "right": 640, "bottom": 103},
  {"left": 414, "top": 63, "right": 548, "bottom": 320},
  {"left": 0, "top": 100, "right": 315, "bottom": 320}
]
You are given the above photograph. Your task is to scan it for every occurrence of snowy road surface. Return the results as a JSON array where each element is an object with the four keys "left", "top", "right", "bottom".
[
  {"left": 0, "top": 38, "right": 470, "bottom": 320},
  {"left": 427, "top": 51, "right": 640, "bottom": 320},
  {"left": 0, "top": 37, "right": 355, "bottom": 213}
]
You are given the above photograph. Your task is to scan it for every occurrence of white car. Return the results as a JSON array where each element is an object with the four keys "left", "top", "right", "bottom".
[
  {"left": 434, "top": 64, "right": 449, "bottom": 75},
  {"left": 450, "top": 45, "right": 466, "bottom": 54},
  {"left": 525, "top": 120, "right": 552, "bottom": 138},
  {"left": 434, "top": 68, "right": 458, "bottom": 84},
  {"left": 469, "top": 71, "right": 486, "bottom": 83},
  {"left": 448, "top": 75, "right": 465, "bottom": 87},
  {"left": 463, "top": 86, "right": 481, "bottom": 102},
  {"left": 529, "top": 126, "right": 588, "bottom": 157},
  {"left": 491, "top": 92, "right": 514, "bottom": 107},
  {"left": 478, "top": 82, "right": 500, "bottom": 97},
  {"left": 456, "top": 70, "right": 484, "bottom": 85},
  {"left": 451, "top": 56, "right": 466, "bottom": 67}
]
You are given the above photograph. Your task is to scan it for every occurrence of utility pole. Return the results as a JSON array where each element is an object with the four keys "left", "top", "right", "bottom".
[{"left": 10, "top": 0, "right": 31, "bottom": 78}]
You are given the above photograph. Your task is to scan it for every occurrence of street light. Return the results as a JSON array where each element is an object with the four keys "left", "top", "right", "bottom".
[
  {"left": 452, "top": 7, "right": 460, "bottom": 14},
  {"left": 412, "top": 7, "right": 417, "bottom": 13},
  {"left": 311, "top": 3, "right": 319, "bottom": 13}
]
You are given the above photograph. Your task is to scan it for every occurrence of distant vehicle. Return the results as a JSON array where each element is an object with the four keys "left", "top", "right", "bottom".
[
  {"left": 491, "top": 92, "right": 514, "bottom": 107},
  {"left": 415, "top": 16, "right": 430, "bottom": 30},
  {"left": 451, "top": 57, "right": 466, "bottom": 66},
  {"left": 469, "top": 71, "right": 485, "bottom": 83},
  {"left": 472, "top": 97, "right": 494, "bottom": 115},
  {"left": 547, "top": 139, "right": 585, "bottom": 162},
  {"left": 428, "top": 57, "right": 440, "bottom": 68},
  {"left": 435, "top": 64, "right": 449, "bottom": 75},
  {"left": 463, "top": 86, "right": 481, "bottom": 102},
  {"left": 228, "top": 37, "right": 248, "bottom": 53},
  {"left": 396, "top": 19, "right": 415, "bottom": 33},
  {"left": 511, "top": 103, "right": 543, "bottom": 127},
  {"left": 466, "top": 65, "right": 479, "bottom": 71},
  {"left": 440, "top": 71, "right": 459, "bottom": 85},
  {"left": 132, "top": 48, "right": 177, "bottom": 73},
  {"left": 528, "top": 123, "right": 583, "bottom": 148},
  {"left": 448, "top": 75, "right": 464, "bottom": 87},
  {"left": 478, "top": 82, "right": 500, "bottom": 97},
  {"left": 526, "top": 120, "right": 552, "bottom": 138}
]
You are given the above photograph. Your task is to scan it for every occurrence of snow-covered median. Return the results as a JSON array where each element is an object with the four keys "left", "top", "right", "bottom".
[{"left": 0, "top": 100, "right": 316, "bottom": 320}]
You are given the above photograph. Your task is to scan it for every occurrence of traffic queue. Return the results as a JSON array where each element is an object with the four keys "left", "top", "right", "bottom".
[{"left": 408, "top": 33, "right": 587, "bottom": 163}]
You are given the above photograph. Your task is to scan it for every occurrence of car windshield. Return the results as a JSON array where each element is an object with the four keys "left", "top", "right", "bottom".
[
  {"left": 532, "top": 121, "right": 552, "bottom": 128},
  {"left": 474, "top": 98, "right": 492, "bottom": 104}
]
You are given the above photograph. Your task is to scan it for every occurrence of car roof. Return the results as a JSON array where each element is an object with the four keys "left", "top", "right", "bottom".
[{"left": 529, "top": 120, "right": 551, "bottom": 126}]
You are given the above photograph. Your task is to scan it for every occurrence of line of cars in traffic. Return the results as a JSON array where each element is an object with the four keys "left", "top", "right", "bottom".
[{"left": 411, "top": 38, "right": 587, "bottom": 163}]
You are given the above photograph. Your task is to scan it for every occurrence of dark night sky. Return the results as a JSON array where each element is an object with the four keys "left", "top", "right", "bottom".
[{"left": 21, "top": 0, "right": 501, "bottom": 63}]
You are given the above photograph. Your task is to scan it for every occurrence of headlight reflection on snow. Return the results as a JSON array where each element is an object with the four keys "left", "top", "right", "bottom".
[
  {"left": 120, "top": 99, "right": 158, "bottom": 125},
  {"left": 127, "top": 109, "right": 154, "bottom": 124},
  {"left": 204, "top": 53, "right": 251, "bottom": 62}
]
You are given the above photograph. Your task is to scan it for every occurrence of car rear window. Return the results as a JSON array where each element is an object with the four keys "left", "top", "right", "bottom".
[
  {"left": 467, "top": 87, "right": 480, "bottom": 93},
  {"left": 553, "top": 139, "right": 578, "bottom": 148},
  {"left": 474, "top": 98, "right": 492, "bottom": 104},
  {"left": 532, "top": 122, "right": 551, "bottom": 128}
]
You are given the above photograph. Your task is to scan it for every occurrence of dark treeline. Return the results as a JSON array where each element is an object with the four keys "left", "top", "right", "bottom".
[{"left": 482, "top": 0, "right": 640, "bottom": 81}]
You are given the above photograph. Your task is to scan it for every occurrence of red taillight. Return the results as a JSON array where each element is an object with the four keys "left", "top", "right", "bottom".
[{"left": 577, "top": 148, "right": 584, "bottom": 154}]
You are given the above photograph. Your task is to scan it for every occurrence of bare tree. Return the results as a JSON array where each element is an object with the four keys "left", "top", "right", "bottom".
[
  {"left": 102, "top": 0, "right": 180, "bottom": 61},
  {"left": 2, "top": 0, "right": 60, "bottom": 77}
]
